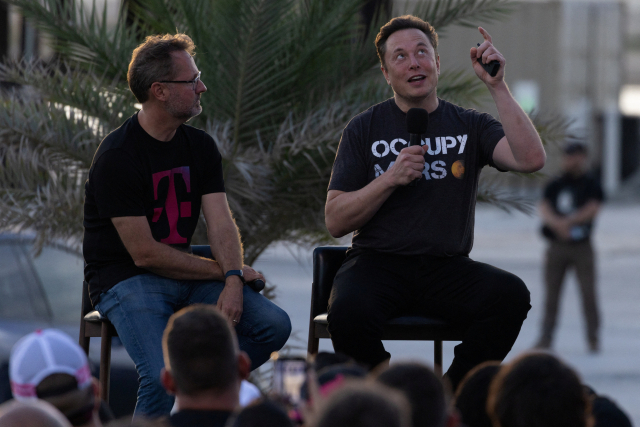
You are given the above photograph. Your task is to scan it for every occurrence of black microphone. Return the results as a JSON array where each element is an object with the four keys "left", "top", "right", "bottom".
[
  {"left": 247, "top": 279, "right": 265, "bottom": 292},
  {"left": 406, "top": 108, "right": 429, "bottom": 186}
]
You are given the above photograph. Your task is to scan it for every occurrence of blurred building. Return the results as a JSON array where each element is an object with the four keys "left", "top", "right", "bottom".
[{"left": 0, "top": 0, "right": 121, "bottom": 62}]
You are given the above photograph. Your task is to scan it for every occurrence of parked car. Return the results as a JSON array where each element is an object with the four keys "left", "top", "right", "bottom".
[{"left": 0, "top": 233, "right": 138, "bottom": 417}]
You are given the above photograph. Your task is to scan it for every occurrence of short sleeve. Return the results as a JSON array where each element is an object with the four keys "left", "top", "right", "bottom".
[
  {"left": 89, "top": 149, "right": 146, "bottom": 218},
  {"left": 328, "top": 126, "right": 369, "bottom": 192},
  {"left": 586, "top": 177, "right": 605, "bottom": 202},
  {"left": 476, "top": 112, "right": 506, "bottom": 169},
  {"left": 198, "top": 133, "right": 225, "bottom": 195}
]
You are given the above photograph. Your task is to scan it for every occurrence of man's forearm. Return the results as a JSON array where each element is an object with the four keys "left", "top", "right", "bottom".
[
  {"left": 207, "top": 219, "right": 244, "bottom": 276},
  {"left": 490, "top": 82, "right": 545, "bottom": 172},
  {"left": 566, "top": 200, "right": 601, "bottom": 225},
  {"left": 325, "top": 174, "right": 397, "bottom": 238},
  {"left": 138, "top": 242, "right": 224, "bottom": 281}
]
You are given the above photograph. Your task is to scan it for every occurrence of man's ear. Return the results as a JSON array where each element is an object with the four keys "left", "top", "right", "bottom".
[
  {"left": 436, "top": 54, "right": 441, "bottom": 75},
  {"left": 381, "top": 65, "right": 390, "bottom": 85},
  {"left": 238, "top": 351, "right": 251, "bottom": 381},
  {"left": 161, "top": 367, "right": 177, "bottom": 395},
  {"left": 149, "top": 82, "right": 169, "bottom": 102}
]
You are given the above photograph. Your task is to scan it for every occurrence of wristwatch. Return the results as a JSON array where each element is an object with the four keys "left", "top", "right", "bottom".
[{"left": 224, "top": 270, "right": 244, "bottom": 282}]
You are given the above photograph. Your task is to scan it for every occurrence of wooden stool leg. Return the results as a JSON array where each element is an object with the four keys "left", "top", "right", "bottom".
[
  {"left": 99, "top": 323, "right": 112, "bottom": 402},
  {"left": 434, "top": 340, "right": 443, "bottom": 377},
  {"left": 79, "top": 321, "right": 90, "bottom": 356},
  {"left": 307, "top": 336, "right": 319, "bottom": 361}
]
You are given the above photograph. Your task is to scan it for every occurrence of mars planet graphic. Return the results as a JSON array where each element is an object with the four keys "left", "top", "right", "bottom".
[{"left": 452, "top": 160, "right": 465, "bottom": 179}]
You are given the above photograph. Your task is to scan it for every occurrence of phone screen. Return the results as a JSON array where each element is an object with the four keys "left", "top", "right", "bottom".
[{"left": 272, "top": 357, "right": 307, "bottom": 405}]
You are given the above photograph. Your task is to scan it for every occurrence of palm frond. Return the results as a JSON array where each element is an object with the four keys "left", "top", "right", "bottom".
[
  {"left": 405, "top": 0, "right": 514, "bottom": 30},
  {"left": 530, "top": 110, "right": 575, "bottom": 149},
  {"left": 476, "top": 182, "right": 535, "bottom": 215},
  {"left": 6, "top": 0, "right": 138, "bottom": 81},
  {"left": 0, "top": 59, "right": 135, "bottom": 132},
  {"left": 0, "top": 142, "right": 85, "bottom": 253},
  {"left": 437, "top": 69, "right": 489, "bottom": 106},
  {"left": 0, "top": 0, "right": 559, "bottom": 261}
]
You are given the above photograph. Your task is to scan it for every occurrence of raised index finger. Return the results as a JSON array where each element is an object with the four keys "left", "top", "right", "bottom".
[{"left": 478, "top": 27, "right": 492, "bottom": 44}]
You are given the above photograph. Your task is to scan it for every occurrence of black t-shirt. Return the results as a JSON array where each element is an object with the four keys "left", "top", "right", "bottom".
[
  {"left": 83, "top": 113, "right": 225, "bottom": 304},
  {"left": 168, "top": 409, "right": 232, "bottom": 427},
  {"left": 542, "top": 173, "right": 604, "bottom": 241},
  {"left": 328, "top": 98, "right": 505, "bottom": 256}
]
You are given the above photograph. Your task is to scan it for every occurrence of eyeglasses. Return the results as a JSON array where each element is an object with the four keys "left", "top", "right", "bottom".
[{"left": 158, "top": 71, "right": 201, "bottom": 91}]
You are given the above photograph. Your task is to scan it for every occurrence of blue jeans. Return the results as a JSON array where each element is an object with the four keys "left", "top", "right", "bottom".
[{"left": 95, "top": 274, "right": 291, "bottom": 418}]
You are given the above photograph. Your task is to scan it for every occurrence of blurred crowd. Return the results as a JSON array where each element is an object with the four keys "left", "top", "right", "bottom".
[{"left": 0, "top": 304, "right": 632, "bottom": 427}]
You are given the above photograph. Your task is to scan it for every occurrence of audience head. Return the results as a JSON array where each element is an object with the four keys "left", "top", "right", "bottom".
[
  {"left": 583, "top": 386, "right": 632, "bottom": 427},
  {"left": 231, "top": 399, "right": 293, "bottom": 427},
  {"left": 312, "top": 351, "right": 355, "bottom": 373},
  {"left": 487, "top": 352, "right": 591, "bottom": 427},
  {"left": 0, "top": 400, "right": 72, "bottom": 427},
  {"left": 161, "top": 304, "right": 250, "bottom": 400},
  {"left": 375, "top": 362, "right": 447, "bottom": 427},
  {"left": 311, "top": 381, "right": 411, "bottom": 427},
  {"left": 9, "top": 329, "right": 99, "bottom": 426},
  {"left": 562, "top": 141, "right": 589, "bottom": 176},
  {"left": 454, "top": 361, "right": 501, "bottom": 427}
]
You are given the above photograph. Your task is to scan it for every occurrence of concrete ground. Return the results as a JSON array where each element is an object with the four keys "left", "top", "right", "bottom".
[{"left": 253, "top": 201, "right": 640, "bottom": 424}]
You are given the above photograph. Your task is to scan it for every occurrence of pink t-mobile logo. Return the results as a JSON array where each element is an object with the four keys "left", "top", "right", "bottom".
[{"left": 151, "top": 166, "right": 191, "bottom": 244}]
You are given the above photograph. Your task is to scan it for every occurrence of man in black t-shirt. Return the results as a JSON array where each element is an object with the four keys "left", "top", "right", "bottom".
[
  {"left": 536, "top": 142, "right": 604, "bottom": 352},
  {"left": 83, "top": 34, "right": 290, "bottom": 417},
  {"left": 325, "top": 16, "right": 546, "bottom": 390}
]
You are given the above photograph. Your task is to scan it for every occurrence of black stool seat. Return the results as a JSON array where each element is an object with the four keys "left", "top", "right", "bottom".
[
  {"left": 313, "top": 314, "right": 465, "bottom": 342},
  {"left": 314, "top": 313, "right": 449, "bottom": 326},
  {"left": 308, "top": 246, "right": 467, "bottom": 376}
]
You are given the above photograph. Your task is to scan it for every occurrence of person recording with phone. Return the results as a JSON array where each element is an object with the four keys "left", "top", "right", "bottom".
[{"left": 324, "top": 15, "right": 545, "bottom": 391}]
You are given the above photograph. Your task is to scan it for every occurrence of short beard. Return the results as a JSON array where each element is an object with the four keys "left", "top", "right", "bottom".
[{"left": 166, "top": 101, "right": 202, "bottom": 122}]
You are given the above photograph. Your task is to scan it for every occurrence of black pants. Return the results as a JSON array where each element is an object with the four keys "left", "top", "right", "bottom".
[{"left": 327, "top": 249, "right": 531, "bottom": 390}]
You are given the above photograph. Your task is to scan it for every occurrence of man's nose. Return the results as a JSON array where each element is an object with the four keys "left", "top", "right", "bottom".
[
  {"left": 409, "top": 54, "right": 420, "bottom": 68},
  {"left": 197, "top": 79, "right": 207, "bottom": 93}
]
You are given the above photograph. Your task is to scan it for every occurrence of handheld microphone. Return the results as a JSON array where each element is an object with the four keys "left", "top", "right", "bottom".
[
  {"left": 247, "top": 279, "right": 265, "bottom": 292},
  {"left": 406, "top": 108, "right": 429, "bottom": 186}
]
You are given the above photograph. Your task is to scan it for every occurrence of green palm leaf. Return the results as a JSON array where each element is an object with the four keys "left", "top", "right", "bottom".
[{"left": 0, "top": 0, "right": 568, "bottom": 262}]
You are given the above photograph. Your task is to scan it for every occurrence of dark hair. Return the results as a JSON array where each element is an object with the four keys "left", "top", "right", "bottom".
[
  {"left": 127, "top": 33, "right": 196, "bottom": 103},
  {"left": 375, "top": 15, "right": 438, "bottom": 66},
  {"left": 36, "top": 374, "right": 94, "bottom": 426},
  {"left": 312, "top": 351, "right": 355, "bottom": 373},
  {"left": 232, "top": 399, "right": 294, "bottom": 427},
  {"left": 313, "top": 382, "right": 411, "bottom": 427},
  {"left": 487, "top": 353, "right": 590, "bottom": 427},
  {"left": 376, "top": 363, "right": 447, "bottom": 427},
  {"left": 454, "top": 361, "right": 501, "bottom": 427},
  {"left": 162, "top": 304, "right": 237, "bottom": 395}
]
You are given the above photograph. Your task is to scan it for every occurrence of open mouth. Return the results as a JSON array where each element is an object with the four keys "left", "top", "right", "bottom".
[{"left": 408, "top": 75, "right": 426, "bottom": 82}]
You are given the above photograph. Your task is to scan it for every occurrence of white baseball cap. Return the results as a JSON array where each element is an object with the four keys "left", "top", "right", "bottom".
[{"left": 9, "top": 329, "right": 92, "bottom": 401}]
